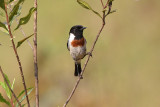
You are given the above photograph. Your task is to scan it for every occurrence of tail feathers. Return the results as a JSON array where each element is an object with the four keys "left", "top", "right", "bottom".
[{"left": 74, "top": 63, "right": 82, "bottom": 76}]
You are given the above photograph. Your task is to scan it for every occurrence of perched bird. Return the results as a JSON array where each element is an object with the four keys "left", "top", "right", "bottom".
[{"left": 67, "top": 25, "right": 87, "bottom": 77}]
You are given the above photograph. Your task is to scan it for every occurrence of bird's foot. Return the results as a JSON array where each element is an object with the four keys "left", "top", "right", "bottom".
[
  {"left": 79, "top": 75, "right": 83, "bottom": 79},
  {"left": 86, "top": 52, "right": 92, "bottom": 57}
]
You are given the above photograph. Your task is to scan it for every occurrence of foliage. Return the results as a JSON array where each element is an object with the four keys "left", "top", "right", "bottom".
[
  {"left": 15, "top": 7, "right": 37, "bottom": 30},
  {"left": 0, "top": 0, "right": 36, "bottom": 106},
  {"left": 16, "top": 88, "right": 33, "bottom": 107},
  {"left": 0, "top": 0, "right": 5, "bottom": 11},
  {"left": 16, "top": 33, "right": 34, "bottom": 48},
  {"left": 9, "top": 0, "right": 25, "bottom": 24},
  {"left": 0, "top": 93, "right": 10, "bottom": 106},
  {"left": 0, "top": 74, "right": 12, "bottom": 99},
  {"left": 77, "top": 0, "right": 102, "bottom": 18},
  {"left": 0, "top": 73, "right": 33, "bottom": 106},
  {"left": 0, "top": 73, "right": 14, "bottom": 106},
  {"left": 0, "top": 21, "right": 9, "bottom": 34},
  {"left": 0, "top": 0, "right": 36, "bottom": 48}
]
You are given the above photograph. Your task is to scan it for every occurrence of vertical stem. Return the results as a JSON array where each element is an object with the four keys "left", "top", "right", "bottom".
[
  {"left": 4, "top": 1, "right": 30, "bottom": 107},
  {"left": 0, "top": 66, "right": 22, "bottom": 107},
  {"left": 10, "top": 99, "right": 15, "bottom": 107},
  {"left": 33, "top": 0, "right": 39, "bottom": 107}
]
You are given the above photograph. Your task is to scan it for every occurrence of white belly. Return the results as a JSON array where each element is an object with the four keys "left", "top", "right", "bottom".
[{"left": 70, "top": 45, "right": 86, "bottom": 61}]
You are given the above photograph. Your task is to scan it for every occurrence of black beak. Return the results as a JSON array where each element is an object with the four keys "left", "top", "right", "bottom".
[{"left": 81, "top": 27, "right": 87, "bottom": 30}]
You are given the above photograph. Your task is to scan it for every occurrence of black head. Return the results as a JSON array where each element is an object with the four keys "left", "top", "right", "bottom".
[{"left": 69, "top": 25, "right": 86, "bottom": 38}]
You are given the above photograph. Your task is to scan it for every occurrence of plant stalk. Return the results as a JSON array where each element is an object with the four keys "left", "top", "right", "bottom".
[
  {"left": 33, "top": 0, "right": 39, "bottom": 106},
  {"left": 4, "top": 1, "right": 30, "bottom": 107}
]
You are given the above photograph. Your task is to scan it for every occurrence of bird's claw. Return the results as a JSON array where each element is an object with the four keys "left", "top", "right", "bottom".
[
  {"left": 80, "top": 75, "right": 83, "bottom": 79},
  {"left": 86, "top": 52, "right": 92, "bottom": 57}
]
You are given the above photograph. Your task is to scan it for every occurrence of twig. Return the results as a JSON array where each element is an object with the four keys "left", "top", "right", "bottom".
[
  {"left": 33, "top": 0, "right": 39, "bottom": 107},
  {"left": 4, "top": 1, "right": 30, "bottom": 107},
  {"left": 0, "top": 66, "right": 22, "bottom": 107},
  {"left": 63, "top": 4, "right": 109, "bottom": 107},
  {"left": 100, "top": 0, "right": 104, "bottom": 8},
  {"left": 104, "top": 0, "right": 110, "bottom": 9}
]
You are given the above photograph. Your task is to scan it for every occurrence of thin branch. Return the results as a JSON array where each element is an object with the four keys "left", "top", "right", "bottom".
[
  {"left": 4, "top": 1, "right": 30, "bottom": 107},
  {"left": 0, "top": 66, "right": 22, "bottom": 107},
  {"left": 33, "top": 0, "right": 39, "bottom": 107},
  {"left": 63, "top": 10, "right": 107, "bottom": 107},
  {"left": 104, "top": 0, "right": 110, "bottom": 9},
  {"left": 100, "top": 0, "right": 104, "bottom": 8}
]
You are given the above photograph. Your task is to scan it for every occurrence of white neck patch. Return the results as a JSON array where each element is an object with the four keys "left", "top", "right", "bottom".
[{"left": 69, "top": 33, "right": 75, "bottom": 42}]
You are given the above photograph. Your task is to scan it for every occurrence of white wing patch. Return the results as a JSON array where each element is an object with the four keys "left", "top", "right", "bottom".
[
  {"left": 69, "top": 33, "right": 75, "bottom": 42},
  {"left": 67, "top": 33, "right": 75, "bottom": 51}
]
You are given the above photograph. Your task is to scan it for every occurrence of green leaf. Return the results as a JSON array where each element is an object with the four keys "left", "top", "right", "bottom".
[
  {"left": 16, "top": 33, "right": 34, "bottom": 48},
  {"left": 91, "top": 10, "right": 102, "bottom": 18},
  {"left": 0, "top": 21, "right": 9, "bottom": 34},
  {"left": 16, "top": 88, "right": 34, "bottom": 107},
  {"left": 15, "top": 7, "right": 36, "bottom": 30},
  {"left": 0, "top": 0, "right": 5, "bottom": 10},
  {"left": 11, "top": 78, "right": 15, "bottom": 90},
  {"left": 9, "top": 0, "right": 24, "bottom": 23},
  {"left": 77, "top": 0, "right": 102, "bottom": 18},
  {"left": 0, "top": 74, "right": 12, "bottom": 99},
  {"left": 0, "top": 8, "right": 5, "bottom": 17},
  {"left": 77, "top": 0, "right": 92, "bottom": 9},
  {"left": 14, "top": 87, "right": 33, "bottom": 103},
  {"left": 110, "top": 10, "right": 116, "bottom": 14},
  {"left": 22, "top": 103, "right": 26, "bottom": 107},
  {"left": 0, "top": 83, "right": 11, "bottom": 100},
  {"left": 9, "top": 0, "right": 14, "bottom": 3},
  {"left": 0, "top": 93, "right": 10, "bottom": 106}
]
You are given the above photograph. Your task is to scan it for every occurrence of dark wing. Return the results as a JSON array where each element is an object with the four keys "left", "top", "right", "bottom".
[{"left": 67, "top": 40, "right": 70, "bottom": 51}]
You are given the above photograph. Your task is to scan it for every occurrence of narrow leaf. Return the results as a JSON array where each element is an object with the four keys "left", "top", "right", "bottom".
[
  {"left": 11, "top": 78, "right": 15, "bottom": 90},
  {"left": 4, "top": 74, "right": 12, "bottom": 99},
  {"left": 91, "top": 9, "right": 102, "bottom": 18},
  {"left": 20, "top": 88, "right": 33, "bottom": 102},
  {"left": 110, "top": 10, "right": 116, "bottom": 14},
  {"left": 16, "top": 33, "right": 34, "bottom": 48},
  {"left": 77, "top": 0, "right": 92, "bottom": 10},
  {"left": 16, "top": 88, "right": 34, "bottom": 107},
  {"left": 0, "top": 82, "right": 11, "bottom": 99},
  {"left": 77, "top": 0, "right": 102, "bottom": 18},
  {"left": 0, "top": 93, "right": 10, "bottom": 105},
  {"left": 0, "top": 74, "right": 12, "bottom": 99},
  {"left": 15, "top": 7, "right": 37, "bottom": 30},
  {"left": 14, "top": 87, "right": 33, "bottom": 103},
  {"left": 9, "top": 0, "right": 24, "bottom": 23},
  {"left": 0, "top": 21, "right": 9, "bottom": 33},
  {"left": 0, "top": 0, "right": 5, "bottom": 10},
  {"left": 22, "top": 104, "right": 26, "bottom": 107}
]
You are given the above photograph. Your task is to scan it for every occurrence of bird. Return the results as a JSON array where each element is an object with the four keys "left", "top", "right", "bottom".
[{"left": 67, "top": 25, "right": 88, "bottom": 77}]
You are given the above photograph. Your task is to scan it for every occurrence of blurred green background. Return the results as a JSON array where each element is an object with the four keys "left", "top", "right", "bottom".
[{"left": 1, "top": 0, "right": 160, "bottom": 107}]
